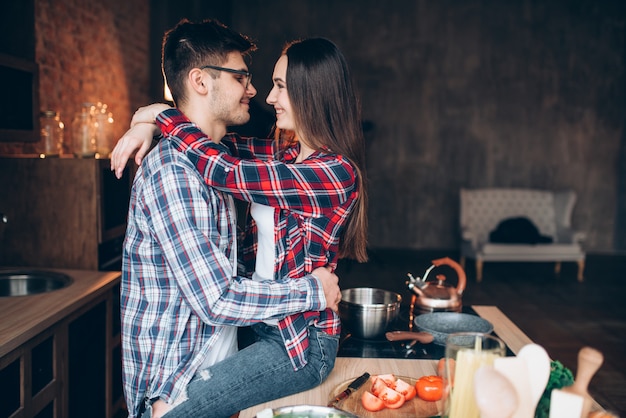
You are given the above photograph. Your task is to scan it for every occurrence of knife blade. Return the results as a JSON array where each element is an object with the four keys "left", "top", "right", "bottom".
[{"left": 327, "top": 372, "right": 370, "bottom": 407}]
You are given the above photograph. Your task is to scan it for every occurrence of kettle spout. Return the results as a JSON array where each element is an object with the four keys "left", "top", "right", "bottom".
[{"left": 406, "top": 272, "right": 426, "bottom": 295}]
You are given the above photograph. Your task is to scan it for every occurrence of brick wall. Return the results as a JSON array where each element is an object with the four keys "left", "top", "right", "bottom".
[{"left": 0, "top": 0, "right": 150, "bottom": 155}]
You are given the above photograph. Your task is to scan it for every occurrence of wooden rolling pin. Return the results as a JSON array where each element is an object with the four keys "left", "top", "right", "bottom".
[{"left": 562, "top": 346, "right": 604, "bottom": 418}]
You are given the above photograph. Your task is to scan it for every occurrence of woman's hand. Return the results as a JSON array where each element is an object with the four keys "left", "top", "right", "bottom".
[
  {"left": 130, "top": 103, "right": 172, "bottom": 127},
  {"left": 110, "top": 103, "right": 173, "bottom": 178},
  {"left": 110, "top": 122, "right": 159, "bottom": 178}
]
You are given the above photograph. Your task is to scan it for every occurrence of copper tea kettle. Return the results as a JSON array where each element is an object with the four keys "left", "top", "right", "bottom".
[{"left": 406, "top": 257, "right": 467, "bottom": 312}]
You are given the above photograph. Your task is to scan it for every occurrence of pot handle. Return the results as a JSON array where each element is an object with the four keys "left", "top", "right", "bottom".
[{"left": 431, "top": 257, "right": 467, "bottom": 295}]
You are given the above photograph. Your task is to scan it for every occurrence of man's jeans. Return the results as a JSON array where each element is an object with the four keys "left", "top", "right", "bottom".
[{"left": 143, "top": 322, "right": 339, "bottom": 418}]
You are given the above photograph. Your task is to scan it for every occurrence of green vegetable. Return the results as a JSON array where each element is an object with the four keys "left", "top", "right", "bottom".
[{"left": 535, "top": 360, "right": 575, "bottom": 418}]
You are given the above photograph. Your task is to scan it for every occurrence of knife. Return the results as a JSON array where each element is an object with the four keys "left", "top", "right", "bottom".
[{"left": 327, "top": 372, "right": 370, "bottom": 407}]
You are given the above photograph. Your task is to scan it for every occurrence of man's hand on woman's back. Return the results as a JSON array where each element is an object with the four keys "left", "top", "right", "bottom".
[{"left": 311, "top": 266, "right": 341, "bottom": 312}]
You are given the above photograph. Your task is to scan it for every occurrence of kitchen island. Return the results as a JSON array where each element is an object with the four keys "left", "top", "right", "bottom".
[
  {"left": 239, "top": 305, "right": 600, "bottom": 418},
  {"left": 2, "top": 273, "right": 604, "bottom": 418},
  {"left": 0, "top": 268, "right": 122, "bottom": 418}
]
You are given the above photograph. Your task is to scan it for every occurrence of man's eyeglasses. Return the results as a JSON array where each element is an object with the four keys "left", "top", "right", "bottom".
[{"left": 200, "top": 65, "right": 252, "bottom": 89}]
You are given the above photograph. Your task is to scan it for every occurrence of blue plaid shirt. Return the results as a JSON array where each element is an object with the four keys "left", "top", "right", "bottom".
[{"left": 120, "top": 139, "right": 326, "bottom": 417}]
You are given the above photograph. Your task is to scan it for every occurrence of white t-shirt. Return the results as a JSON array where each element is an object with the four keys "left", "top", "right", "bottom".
[
  {"left": 250, "top": 202, "right": 276, "bottom": 281},
  {"left": 197, "top": 197, "right": 239, "bottom": 372},
  {"left": 197, "top": 202, "right": 276, "bottom": 375},
  {"left": 198, "top": 327, "right": 238, "bottom": 371},
  {"left": 250, "top": 202, "right": 278, "bottom": 325}
]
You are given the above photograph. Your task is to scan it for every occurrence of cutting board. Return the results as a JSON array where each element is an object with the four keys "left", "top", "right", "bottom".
[{"left": 329, "top": 376, "right": 444, "bottom": 418}]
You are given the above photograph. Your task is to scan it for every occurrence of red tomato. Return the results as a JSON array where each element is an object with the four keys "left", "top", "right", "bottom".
[
  {"left": 437, "top": 358, "right": 446, "bottom": 377},
  {"left": 394, "top": 378, "right": 417, "bottom": 401},
  {"left": 437, "top": 357, "right": 456, "bottom": 386},
  {"left": 361, "top": 390, "right": 386, "bottom": 412},
  {"left": 416, "top": 375, "right": 444, "bottom": 402}
]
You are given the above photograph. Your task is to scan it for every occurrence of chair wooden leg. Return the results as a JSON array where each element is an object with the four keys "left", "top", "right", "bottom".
[
  {"left": 476, "top": 259, "right": 483, "bottom": 283},
  {"left": 554, "top": 261, "right": 562, "bottom": 276},
  {"left": 459, "top": 256, "right": 466, "bottom": 269},
  {"left": 577, "top": 259, "right": 585, "bottom": 282}
]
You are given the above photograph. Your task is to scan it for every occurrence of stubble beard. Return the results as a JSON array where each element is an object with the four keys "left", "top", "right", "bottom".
[{"left": 211, "top": 85, "right": 251, "bottom": 127}]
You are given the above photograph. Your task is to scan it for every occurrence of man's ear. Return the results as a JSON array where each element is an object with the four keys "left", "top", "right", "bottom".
[{"left": 188, "top": 68, "right": 209, "bottom": 94}]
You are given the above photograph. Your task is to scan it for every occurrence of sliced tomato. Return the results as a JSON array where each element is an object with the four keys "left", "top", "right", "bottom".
[
  {"left": 378, "top": 386, "right": 405, "bottom": 408},
  {"left": 383, "top": 392, "right": 405, "bottom": 409},
  {"left": 394, "top": 377, "right": 417, "bottom": 401},
  {"left": 361, "top": 390, "right": 386, "bottom": 412},
  {"left": 416, "top": 375, "right": 444, "bottom": 402},
  {"left": 370, "top": 376, "right": 388, "bottom": 397},
  {"left": 376, "top": 373, "right": 397, "bottom": 389}
]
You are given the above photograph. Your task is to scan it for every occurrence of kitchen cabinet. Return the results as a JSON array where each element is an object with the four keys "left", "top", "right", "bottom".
[
  {"left": 0, "top": 329, "right": 58, "bottom": 418},
  {"left": 68, "top": 300, "right": 108, "bottom": 418},
  {"left": 0, "top": 157, "right": 132, "bottom": 271},
  {"left": 0, "top": 0, "right": 38, "bottom": 143},
  {"left": 0, "top": 271, "right": 124, "bottom": 418}
]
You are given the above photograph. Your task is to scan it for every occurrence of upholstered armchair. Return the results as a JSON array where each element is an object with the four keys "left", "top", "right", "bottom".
[{"left": 459, "top": 188, "right": 586, "bottom": 282}]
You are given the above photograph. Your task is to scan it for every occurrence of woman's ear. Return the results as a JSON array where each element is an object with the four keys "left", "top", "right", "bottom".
[{"left": 188, "top": 68, "right": 209, "bottom": 94}]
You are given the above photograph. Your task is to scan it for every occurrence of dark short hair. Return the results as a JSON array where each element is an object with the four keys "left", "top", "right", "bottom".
[{"left": 162, "top": 19, "right": 256, "bottom": 105}]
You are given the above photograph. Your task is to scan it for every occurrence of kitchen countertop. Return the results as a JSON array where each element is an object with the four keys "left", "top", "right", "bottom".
[
  {"left": 238, "top": 305, "right": 566, "bottom": 418},
  {"left": 0, "top": 268, "right": 120, "bottom": 358}
]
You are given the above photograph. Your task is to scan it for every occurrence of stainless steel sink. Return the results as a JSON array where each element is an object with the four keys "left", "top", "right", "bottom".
[{"left": 0, "top": 270, "right": 73, "bottom": 297}]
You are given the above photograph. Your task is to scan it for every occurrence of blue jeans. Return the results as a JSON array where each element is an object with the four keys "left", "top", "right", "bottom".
[{"left": 144, "top": 323, "right": 339, "bottom": 418}]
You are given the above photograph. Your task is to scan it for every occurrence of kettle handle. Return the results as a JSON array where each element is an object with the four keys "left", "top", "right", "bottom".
[{"left": 430, "top": 257, "right": 467, "bottom": 295}]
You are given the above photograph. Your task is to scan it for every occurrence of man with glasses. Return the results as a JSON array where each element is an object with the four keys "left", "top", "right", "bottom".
[
  {"left": 200, "top": 65, "right": 252, "bottom": 90},
  {"left": 119, "top": 19, "right": 341, "bottom": 418}
]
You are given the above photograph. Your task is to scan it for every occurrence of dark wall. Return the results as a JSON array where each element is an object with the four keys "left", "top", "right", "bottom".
[
  {"left": 148, "top": 0, "right": 625, "bottom": 253},
  {"left": 229, "top": 0, "right": 625, "bottom": 253}
]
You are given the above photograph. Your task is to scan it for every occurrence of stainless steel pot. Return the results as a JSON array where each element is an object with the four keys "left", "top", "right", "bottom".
[
  {"left": 256, "top": 405, "right": 359, "bottom": 418},
  {"left": 338, "top": 288, "right": 402, "bottom": 339}
]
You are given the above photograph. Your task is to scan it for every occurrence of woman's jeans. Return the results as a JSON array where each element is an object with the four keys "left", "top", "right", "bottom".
[{"left": 142, "top": 323, "right": 339, "bottom": 418}]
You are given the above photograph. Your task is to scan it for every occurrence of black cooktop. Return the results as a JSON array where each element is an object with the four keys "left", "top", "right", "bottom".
[{"left": 337, "top": 305, "right": 512, "bottom": 360}]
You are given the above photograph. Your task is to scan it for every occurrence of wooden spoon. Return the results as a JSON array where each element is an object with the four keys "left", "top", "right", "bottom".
[
  {"left": 562, "top": 346, "right": 604, "bottom": 418},
  {"left": 385, "top": 331, "right": 435, "bottom": 344}
]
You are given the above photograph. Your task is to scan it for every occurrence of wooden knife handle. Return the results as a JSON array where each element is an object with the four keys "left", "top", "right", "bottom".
[{"left": 385, "top": 331, "right": 434, "bottom": 344}]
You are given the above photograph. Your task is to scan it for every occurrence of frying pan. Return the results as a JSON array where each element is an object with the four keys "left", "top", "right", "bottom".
[{"left": 413, "top": 312, "right": 494, "bottom": 345}]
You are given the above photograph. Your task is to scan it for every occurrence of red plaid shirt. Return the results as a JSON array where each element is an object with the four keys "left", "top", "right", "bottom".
[{"left": 157, "top": 108, "right": 360, "bottom": 369}]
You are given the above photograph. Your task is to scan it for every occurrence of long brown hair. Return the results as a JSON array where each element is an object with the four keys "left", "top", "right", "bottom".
[{"left": 279, "top": 38, "right": 368, "bottom": 262}]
